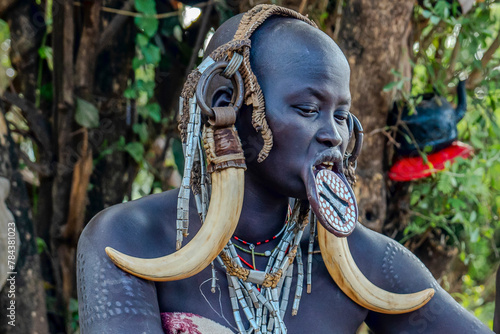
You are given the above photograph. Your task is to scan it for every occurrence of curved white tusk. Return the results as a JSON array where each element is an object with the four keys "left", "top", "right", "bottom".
[
  {"left": 318, "top": 224, "right": 435, "bottom": 314},
  {"left": 105, "top": 167, "right": 244, "bottom": 281}
]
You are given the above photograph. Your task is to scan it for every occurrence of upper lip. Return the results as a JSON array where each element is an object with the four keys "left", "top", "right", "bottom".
[{"left": 312, "top": 150, "right": 343, "bottom": 173}]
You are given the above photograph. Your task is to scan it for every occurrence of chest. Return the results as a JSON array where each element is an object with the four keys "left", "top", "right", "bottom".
[{"left": 156, "top": 251, "right": 368, "bottom": 334}]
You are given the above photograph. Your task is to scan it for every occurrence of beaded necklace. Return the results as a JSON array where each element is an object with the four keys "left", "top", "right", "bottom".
[
  {"left": 211, "top": 201, "right": 314, "bottom": 333},
  {"left": 232, "top": 207, "right": 291, "bottom": 270}
]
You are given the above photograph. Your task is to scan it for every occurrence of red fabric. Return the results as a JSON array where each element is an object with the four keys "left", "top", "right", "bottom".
[
  {"left": 388, "top": 141, "right": 473, "bottom": 182},
  {"left": 161, "top": 312, "right": 202, "bottom": 334}
]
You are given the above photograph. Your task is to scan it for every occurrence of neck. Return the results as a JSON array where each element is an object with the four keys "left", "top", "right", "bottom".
[{"left": 233, "top": 171, "right": 289, "bottom": 245}]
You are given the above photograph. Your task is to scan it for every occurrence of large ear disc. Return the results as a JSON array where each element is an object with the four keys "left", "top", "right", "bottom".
[{"left": 317, "top": 224, "right": 435, "bottom": 314}]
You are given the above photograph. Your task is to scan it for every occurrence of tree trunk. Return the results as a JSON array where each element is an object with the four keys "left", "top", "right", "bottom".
[
  {"left": 0, "top": 106, "right": 48, "bottom": 334},
  {"left": 86, "top": 0, "right": 137, "bottom": 220}
]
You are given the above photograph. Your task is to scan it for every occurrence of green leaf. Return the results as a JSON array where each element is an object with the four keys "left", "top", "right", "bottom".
[
  {"left": 132, "top": 56, "right": 146, "bottom": 70},
  {"left": 69, "top": 298, "right": 79, "bottom": 313},
  {"left": 146, "top": 103, "right": 161, "bottom": 122},
  {"left": 422, "top": 9, "right": 432, "bottom": 18},
  {"left": 172, "top": 137, "right": 184, "bottom": 176},
  {"left": 443, "top": 7, "right": 449, "bottom": 19},
  {"left": 430, "top": 15, "right": 440, "bottom": 25},
  {"left": 37, "top": 237, "right": 48, "bottom": 254},
  {"left": 124, "top": 87, "right": 137, "bottom": 99},
  {"left": 125, "top": 142, "right": 144, "bottom": 163},
  {"left": 38, "top": 46, "right": 53, "bottom": 71},
  {"left": 136, "top": 33, "right": 149, "bottom": 47},
  {"left": 470, "top": 210, "right": 477, "bottom": 223},
  {"left": 423, "top": 145, "right": 433, "bottom": 153},
  {"left": 135, "top": 17, "right": 159, "bottom": 37},
  {"left": 116, "top": 136, "right": 126, "bottom": 150},
  {"left": 437, "top": 175, "right": 453, "bottom": 194},
  {"left": 140, "top": 80, "right": 156, "bottom": 99},
  {"left": 383, "top": 81, "right": 399, "bottom": 91},
  {"left": 141, "top": 43, "right": 161, "bottom": 65},
  {"left": 134, "top": 0, "right": 157, "bottom": 15},
  {"left": 75, "top": 97, "right": 99, "bottom": 128},
  {"left": 132, "top": 123, "right": 148, "bottom": 143},
  {"left": 449, "top": 198, "right": 466, "bottom": 210},
  {"left": 41, "top": 83, "right": 53, "bottom": 101},
  {"left": 390, "top": 69, "right": 402, "bottom": 77},
  {"left": 470, "top": 227, "right": 479, "bottom": 243}
]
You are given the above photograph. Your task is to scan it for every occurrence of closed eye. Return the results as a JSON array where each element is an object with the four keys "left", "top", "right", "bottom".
[
  {"left": 335, "top": 110, "right": 349, "bottom": 121},
  {"left": 294, "top": 104, "right": 319, "bottom": 116}
]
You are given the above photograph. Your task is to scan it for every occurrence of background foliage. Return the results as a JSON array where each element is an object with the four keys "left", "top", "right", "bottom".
[{"left": 390, "top": 0, "right": 500, "bottom": 328}]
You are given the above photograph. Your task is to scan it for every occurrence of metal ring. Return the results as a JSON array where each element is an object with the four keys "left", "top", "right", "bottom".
[
  {"left": 195, "top": 61, "right": 244, "bottom": 120},
  {"left": 222, "top": 53, "right": 244, "bottom": 78},
  {"left": 348, "top": 114, "right": 364, "bottom": 164}
]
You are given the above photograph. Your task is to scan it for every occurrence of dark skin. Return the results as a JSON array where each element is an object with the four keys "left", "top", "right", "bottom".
[{"left": 77, "top": 16, "right": 494, "bottom": 334}]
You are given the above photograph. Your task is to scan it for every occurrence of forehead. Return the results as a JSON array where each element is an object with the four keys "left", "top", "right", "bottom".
[{"left": 250, "top": 18, "right": 351, "bottom": 100}]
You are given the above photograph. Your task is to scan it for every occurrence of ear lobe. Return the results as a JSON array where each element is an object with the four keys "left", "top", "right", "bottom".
[{"left": 212, "top": 87, "right": 234, "bottom": 108}]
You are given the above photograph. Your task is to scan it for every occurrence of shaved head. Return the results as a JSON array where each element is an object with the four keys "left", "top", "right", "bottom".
[
  {"left": 204, "top": 14, "right": 349, "bottom": 98},
  {"left": 249, "top": 17, "right": 349, "bottom": 82}
]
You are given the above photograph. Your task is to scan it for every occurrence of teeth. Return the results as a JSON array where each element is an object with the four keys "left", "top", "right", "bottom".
[{"left": 320, "top": 162, "right": 334, "bottom": 171}]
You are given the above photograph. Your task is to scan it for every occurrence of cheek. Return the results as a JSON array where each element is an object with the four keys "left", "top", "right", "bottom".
[{"left": 338, "top": 124, "right": 350, "bottom": 153}]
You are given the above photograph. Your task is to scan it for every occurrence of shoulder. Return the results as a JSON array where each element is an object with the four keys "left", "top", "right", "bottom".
[
  {"left": 76, "top": 189, "right": 181, "bottom": 334},
  {"left": 79, "top": 189, "right": 180, "bottom": 259},
  {"left": 349, "top": 224, "right": 493, "bottom": 334},
  {"left": 347, "top": 223, "right": 438, "bottom": 294}
]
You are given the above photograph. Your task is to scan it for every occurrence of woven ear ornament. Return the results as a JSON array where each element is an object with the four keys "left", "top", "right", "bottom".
[{"left": 105, "top": 56, "right": 247, "bottom": 281}]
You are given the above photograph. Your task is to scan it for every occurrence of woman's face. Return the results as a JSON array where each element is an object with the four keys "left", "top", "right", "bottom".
[{"left": 237, "top": 22, "right": 352, "bottom": 202}]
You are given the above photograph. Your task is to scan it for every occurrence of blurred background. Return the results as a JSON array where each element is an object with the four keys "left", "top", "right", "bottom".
[{"left": 0, "top": 0, "right": 499, "bottom": 333}]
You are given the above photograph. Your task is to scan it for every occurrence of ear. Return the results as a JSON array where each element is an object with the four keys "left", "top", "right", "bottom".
[{"left": 211, "top": 86, "right": 234, "bottom": 108}]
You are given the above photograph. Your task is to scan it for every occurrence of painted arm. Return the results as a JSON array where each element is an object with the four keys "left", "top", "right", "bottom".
[
  {"left": 349, "top": 224, "right": 493, "bottom": 333},
  {"left": 76, "top": 206, "right": 165, "bottom": 334}
]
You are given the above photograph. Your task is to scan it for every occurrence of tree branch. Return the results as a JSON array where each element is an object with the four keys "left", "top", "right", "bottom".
[
  {"left": 331, "top": 0, "right": 344, "bottom": 41},
  {"left": 468, "top": 28, "right": 500, "bottom": 88},
  {"left": 75, "top": 0, "right": 102, "bottom": 95},
  {"left": 18, "top": 150, "right": 52, "bottom": 177},
  {"left": 446, "top": 31, "right": 461, "bottom": 82},
  {"left": 298, "top": 0, "right": 308, "bottom": 14},
  {"left": 97, "top": 0, "right": 134, "bottom": 53},
  {"left": 184, "top": 1, "right": 214, "bottom": 77},
  {"left": 419, "top": 20, "right": 447, "bottom": 56}
]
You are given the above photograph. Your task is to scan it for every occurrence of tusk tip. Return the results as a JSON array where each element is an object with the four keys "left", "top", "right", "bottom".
[
  {"left": 423, "top": 287, "right": 435, "bottom": 301},
  {"left": 105, "top": 246, "right": 117, "bottom": 258},
  {"left": 105, "top": 247, "right": 132, "bottom": 273},
  {"left": 105, "top": 247, "right": 124, "bottom": 266}
]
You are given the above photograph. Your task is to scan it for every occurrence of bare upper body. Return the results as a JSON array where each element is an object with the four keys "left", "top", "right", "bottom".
[{"left": 77, "top": 11, "right": 493, "bottom": 334}]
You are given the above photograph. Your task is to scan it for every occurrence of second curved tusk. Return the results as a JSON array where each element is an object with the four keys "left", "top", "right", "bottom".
[
  {"left": 105, "top": 167, "right": 244, "bottom": 281},
  {"left": 318, "top": 224, "right": 435, "bottom": 314}
]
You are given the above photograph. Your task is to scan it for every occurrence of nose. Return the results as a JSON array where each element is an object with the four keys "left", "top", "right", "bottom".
[{"left": 316, "top": 118, "right": 342, "bottom": 148}]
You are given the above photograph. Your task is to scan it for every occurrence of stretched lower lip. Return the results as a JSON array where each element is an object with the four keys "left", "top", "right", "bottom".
[
  {"left": 315, "top": 170, "right": 356, "bottom": 234},
  {"left": 304, "top": 160, "right": 357, "bottom": 237}
]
